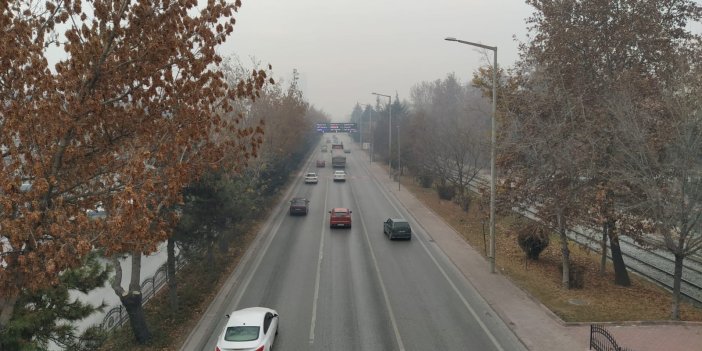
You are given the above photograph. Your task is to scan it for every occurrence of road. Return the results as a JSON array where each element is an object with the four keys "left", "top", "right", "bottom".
[{"left": 181, "top": 135, "right": 526, "bottom": 351}]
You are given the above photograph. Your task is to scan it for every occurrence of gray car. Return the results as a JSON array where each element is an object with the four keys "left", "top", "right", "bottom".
[{"left": 383, "top": 218, "right": 412, "bottom": 240}]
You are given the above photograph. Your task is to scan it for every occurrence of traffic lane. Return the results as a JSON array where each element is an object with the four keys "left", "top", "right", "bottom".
[
  {"left": 311, "top": 176, "right": 397, "bottom": 351},
  {"left": 347, "top": 154, "right": 523, "bottom": 351},
  {"left": 201, "top": 158, "right": 329, "bottom": 351},
  {"left": 349, "top": 171, "right": 494, "bottom": 350}
]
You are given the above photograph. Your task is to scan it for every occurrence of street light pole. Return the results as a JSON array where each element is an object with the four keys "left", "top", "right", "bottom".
[
  {"left": 445, "top": 36, "right": 498, "bottom": 274},
  {"left": 372, "top": 92, "right": 392, "bottom": 169},
  {"left": 369, "top": 107, "right": 373, "bottom": 163},
  {"left": 362, "top": 104, "right": 374, "bottom": 163},
  {"left": 359, "top": 107, "right": 363, "bottom": 149},
  {"left": 397, "top": 124, "right": 401, "bottom": 191}
]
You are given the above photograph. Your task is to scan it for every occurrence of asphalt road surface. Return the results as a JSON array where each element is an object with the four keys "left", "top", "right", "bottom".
[{"left": 181, "top": 135, "right": 527, "bottom": 351}]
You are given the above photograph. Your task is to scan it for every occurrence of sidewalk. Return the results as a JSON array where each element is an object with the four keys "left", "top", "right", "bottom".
[{"left": 367, "top": 161, "right": 702, "bottom": 351}]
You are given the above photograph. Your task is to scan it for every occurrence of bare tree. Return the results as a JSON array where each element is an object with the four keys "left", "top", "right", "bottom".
[
  {"left": 405, "top": 74, "right": 490, "bottom": 204},
  {"left": 609, "top": 60, "right": 702, "bottom": 319},
  {"left": 498, "top": 66, "right": 589, "bottom": 288}
]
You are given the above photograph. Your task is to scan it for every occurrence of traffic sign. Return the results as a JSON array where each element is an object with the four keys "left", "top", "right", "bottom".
[{"left": 316, "top": 123, "right": 357, "bottom": 133}]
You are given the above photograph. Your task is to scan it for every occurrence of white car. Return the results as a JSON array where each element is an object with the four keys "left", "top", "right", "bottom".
[
  {"left": 333, "top": 170, "right": 346, "bottom": 182},
  {"left": 304, "top": 172, "right": 318, "bottom": 184},
  {"left": 216, "top": 307, "right": 279, "bottom": 351}
]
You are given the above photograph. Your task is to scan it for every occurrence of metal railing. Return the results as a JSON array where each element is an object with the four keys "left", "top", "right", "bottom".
[
  {"left": 464, "top": 175, "right": 702, "bottom": 305},
  {"left": 100, "top": 255, "right": 186, "bottom": 332},
  {"left": 590, "top": 324, "right": 635, "bottom": 351}
]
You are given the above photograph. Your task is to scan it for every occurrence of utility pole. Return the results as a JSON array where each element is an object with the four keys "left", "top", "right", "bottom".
[
  {"left": 372, "top": 92, "right": 392, "bottom": 169},
  {"left": 397, "top": 124, "right": 401, "bottom": 191},
  {"left": 445, "top": 37, "right": 498, "bottom": 274}
]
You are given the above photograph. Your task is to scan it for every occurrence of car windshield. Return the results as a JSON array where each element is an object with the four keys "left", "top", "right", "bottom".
[
  {"left": 292, "top": 199, "right": 306, "bottom": 205},
  {"left": 224, "top": 326, "right": 260, "bottom": 342},
  {"left": 306, "top": 173, "right": 316, "bottom": 177},
  {"left": 394, "top": 222, "right": 410, "bottom": 229}
]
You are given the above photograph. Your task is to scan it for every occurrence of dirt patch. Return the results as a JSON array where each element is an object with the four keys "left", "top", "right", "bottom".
[{"left": 403, "top": 178, "right": 702, "bottom": 322}]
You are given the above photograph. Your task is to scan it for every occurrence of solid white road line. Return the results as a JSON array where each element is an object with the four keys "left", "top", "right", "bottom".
[
  {"left": 309, "top": 174, "right": 330, "bottom": 344},
  {"left": 363, "top": 160, "right": 505, "bottom": 351}
]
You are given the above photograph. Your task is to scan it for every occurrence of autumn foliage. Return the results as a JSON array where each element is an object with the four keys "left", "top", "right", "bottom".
[{"left": 0, "top": 0, "right": 269, "bottom": 321}]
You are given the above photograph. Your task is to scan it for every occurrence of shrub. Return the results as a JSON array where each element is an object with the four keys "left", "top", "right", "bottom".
[
  {"left": 436, "top": 184, "right": 456, "bottom": 200},
  {"left": 418, "top": 174, "right": 433, "bottom": 188},
  {"left": 516, "top": 223, "right": 550, "bottom": 260},
  {"left": 560, "top": 263, "right": 586, "bottom": 289}
]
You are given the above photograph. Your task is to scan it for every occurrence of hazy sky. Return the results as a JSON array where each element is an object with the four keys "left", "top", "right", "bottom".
[{"left": 221, "top": 0, "right": 535, "bottom": 121}]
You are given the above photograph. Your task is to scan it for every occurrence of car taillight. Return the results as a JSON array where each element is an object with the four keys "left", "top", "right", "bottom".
[
  {"left": 255, "top": 346, "right": 265, "bottom": 351},
  {"left": 215, "top": 347, "right": 220, "bottom": 351}
]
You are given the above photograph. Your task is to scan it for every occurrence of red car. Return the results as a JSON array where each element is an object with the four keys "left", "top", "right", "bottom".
[
  {"left": 329, "top": 208, "right": 352, "bottom": 228},
  {"left": 316, "top": 160, "right": 325, "bottom": 167}
]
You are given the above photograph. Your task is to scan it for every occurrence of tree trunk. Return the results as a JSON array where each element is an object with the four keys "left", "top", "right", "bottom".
[
  {"left": 600, "top": 223, "right": 608, "bottom": 275},
  {"left": 119, "top": 291, "right": 152, "bottom": 344},
  {"left": 167, "top": 237, "right": 178, "bottom": 313},
  {"left": 671, "top": 253, "right": 684, "bottom": 320},
  {"left": 206, "top": 238, "right": 214, "bottom": 270},
  {"left": 0, "top": 296, "right": 19, "bottom": 351},
  {"left": 0, "top": 296, "right": 17, "bottom": 330},
  {"left": 607, "top": 220, "right": 631, "bottom": 286},
  {"left": 113, "top": 253, "right": 152, "bottom": 344},
  {"left": 557, "top": 210, "right": 570, "bottom": 289}
]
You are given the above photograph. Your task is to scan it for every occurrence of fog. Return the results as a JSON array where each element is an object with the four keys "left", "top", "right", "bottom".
[{"left": 222, "top": 0, "right": 534, "bottom": 121}]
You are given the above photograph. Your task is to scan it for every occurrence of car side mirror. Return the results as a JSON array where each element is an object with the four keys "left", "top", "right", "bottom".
[
  {"left": 225, "top": 314, "right": 230, "bottom": 318},
  {"left": 349, "top": 210, "right": 352, "bottom": 213},
  {"left": 273, "top": 314, "right": 279, "bottom": 318},
  {"left": 328, "top": 210, "right": 331, "bottom": 213}
]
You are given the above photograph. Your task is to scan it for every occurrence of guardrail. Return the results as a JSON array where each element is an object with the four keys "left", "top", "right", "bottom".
[
  {"left": 465, "top": 175, "right": 702, "bottom": 305},
  {"left": 100, "top": 255, "right": 186, "bottom": 332}
]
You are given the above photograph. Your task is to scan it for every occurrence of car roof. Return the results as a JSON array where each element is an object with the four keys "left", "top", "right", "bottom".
[
  {"left": 388, "top": 218, "right": 408, "bottom": 223},
  {"left": 291, "top": 197, "right": 307, "bottom": 201},
  {"left": 225, "top": 307, "right": 274, "bottom": 327},
  {"left": 334, "top": 170, "right": 345, "bottom": 173},
  {"left": 332, "top": 208, "right": 350, "bottom": 212}
]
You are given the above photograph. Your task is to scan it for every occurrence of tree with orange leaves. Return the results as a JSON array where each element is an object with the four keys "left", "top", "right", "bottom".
[{"left": 0, "top": 0, "right": 269, "bottom": 345}]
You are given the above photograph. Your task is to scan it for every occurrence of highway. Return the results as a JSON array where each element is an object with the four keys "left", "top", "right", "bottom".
[{"left": 181, "top": 135, "right": 526, "bottom": 351}]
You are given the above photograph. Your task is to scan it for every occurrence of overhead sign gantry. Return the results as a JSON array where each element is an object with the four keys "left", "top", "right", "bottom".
[{"left": 315, "top": 123, "right": 357, "bottom": 133}]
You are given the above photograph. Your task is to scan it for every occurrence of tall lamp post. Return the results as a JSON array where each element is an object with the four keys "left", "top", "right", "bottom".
[
  {"left": 445, "top": 36, "right": 498, "bottom": 274},
  {"left": 359, "top": 105, "right": 363, "bottom": 150},
  {"left": 372, "top": 92, "right": 392, "bottom": 169},
  {"left": 363, "top": 104, "right": 374, "bottom": 163},
  {"left": 397, "top": 124, "right": 401, "bottom": 191}
]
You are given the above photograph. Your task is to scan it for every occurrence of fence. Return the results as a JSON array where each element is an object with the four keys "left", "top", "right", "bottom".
[
  {"left": 100, "top": 255, "right": 186, "bottom": 333},
  {"left": 590, "top": 324, "right": 635, "bottom": 351}
]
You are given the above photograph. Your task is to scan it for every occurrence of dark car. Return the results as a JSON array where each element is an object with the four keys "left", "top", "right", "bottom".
[
  {"left": 316, "top": 160, "right": 326, "bottom": 167},
  {"left": 289, "top": 198, "right": 309, "bottom": 216},
  {"left": 383, "top": 218, "right": 412, "bottom": 240}
]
